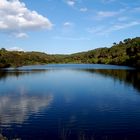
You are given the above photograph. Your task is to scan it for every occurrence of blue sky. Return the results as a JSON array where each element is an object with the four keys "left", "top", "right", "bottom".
[{"left": 0, "top": 0, "right": 140, "bottom": 54}]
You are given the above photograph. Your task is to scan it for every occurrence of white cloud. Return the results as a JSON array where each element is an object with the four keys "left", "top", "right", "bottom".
[
  {"left": 14, "top": 32, "right": 28, "bottom": 38},
  {"left": 7, "top": 47, "right": 24, "bottom": 51},
  {"left": 96, "top": 11, "right": 118, "bottom": 19},
  {"left": 108, "top": 21, "right": 140, "bottom": 31},
  {"left": 88, "top": 21, "right": 140, "bottom": 35},
  {"left": 0, "top": 0, "right": 53, "bottom": 37},
  {"left": 62, "top": 22, "right": 75, "bottom": 33},
  {"left": 102, "top": 0, "right": 115, "bottom": 3},
  {"left": 80, "top": 8, "right": 88, "bottom": 12},
  {"left": 94, "top": 9, "right": 126, "bottom": 20},
  {"left": 66, "top": 0, "right": 75, "bottom": 6},
  {"left": 63, "top": 22, "right": 73, "bottom": 27}
]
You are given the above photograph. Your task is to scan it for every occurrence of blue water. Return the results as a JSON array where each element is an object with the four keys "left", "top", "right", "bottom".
[{"left": 0, "top": 64, "right": 140, "bottom": 140}]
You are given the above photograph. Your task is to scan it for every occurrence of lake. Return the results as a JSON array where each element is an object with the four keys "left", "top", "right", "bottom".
[{"left": 0, "top": 64, "right": 140, "bottom": 140}]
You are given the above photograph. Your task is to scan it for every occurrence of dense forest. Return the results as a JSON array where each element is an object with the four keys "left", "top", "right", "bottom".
[{"left": 0, "top": 37, "right": 140, "bottom": 68}]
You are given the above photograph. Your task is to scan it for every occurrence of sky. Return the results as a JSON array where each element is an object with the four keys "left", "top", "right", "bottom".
[{"left": 0, "top": 0, "right": 140, "bottom": 54}]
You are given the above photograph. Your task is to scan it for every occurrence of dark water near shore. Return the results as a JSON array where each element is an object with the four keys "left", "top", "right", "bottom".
[{"left": 0, "top": 64, "right": 140, "bottom": 140}]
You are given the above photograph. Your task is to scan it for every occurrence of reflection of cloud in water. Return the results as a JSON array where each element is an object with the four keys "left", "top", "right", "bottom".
[{"left": 0, "top": 94, "right": 53, "bottom": 126}]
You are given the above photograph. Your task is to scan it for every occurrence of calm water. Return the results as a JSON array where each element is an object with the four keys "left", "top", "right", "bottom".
[{"left": 0, "top": 64, "right": 140, "bottom": 140}]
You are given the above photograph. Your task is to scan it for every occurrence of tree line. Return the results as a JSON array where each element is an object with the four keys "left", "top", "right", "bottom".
[{"left": 0, "top": 37, "right": 140, "bottom": 68}]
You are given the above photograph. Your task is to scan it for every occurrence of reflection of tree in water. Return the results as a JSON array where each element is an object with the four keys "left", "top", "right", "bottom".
[
  {"left": 83, "top": 69, "right": 140, "bottom": 92},
  {"left": 1, "top": 68, "right": 140, "bottom": 92},
  {"left": 0, "top": 69, "right": 47, "bottom": 81}
]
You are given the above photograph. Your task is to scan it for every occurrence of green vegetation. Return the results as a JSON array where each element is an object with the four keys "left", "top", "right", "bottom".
[
  {"left": 0, "top": 49, "right": 56, "bottom": 68},
  {"left": 60, "top": 37, "right": 140, "bottom": 67},
  {"left": 0, "top": 37, "right": 140, "bottom": 68}
]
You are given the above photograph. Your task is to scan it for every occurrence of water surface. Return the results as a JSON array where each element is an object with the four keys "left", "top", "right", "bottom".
[{"left": 0, "top": 64, "right": 140, "bottom": 140}]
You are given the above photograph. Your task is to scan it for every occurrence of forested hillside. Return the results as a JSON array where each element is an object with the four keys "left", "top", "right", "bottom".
[
  {"left": 0, "top": 37, "right": 140, "bottom": 68},
  {"left": 0, "top": 49, "right": 56, "bottom": 68},
  {"left": 63, "top": 37, "right": 140, "bottom": 67}
]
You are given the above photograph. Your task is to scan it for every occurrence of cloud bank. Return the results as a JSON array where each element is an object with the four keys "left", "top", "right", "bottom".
[{"left": 0, "top": 0, "right": 53, "bottom": 38}]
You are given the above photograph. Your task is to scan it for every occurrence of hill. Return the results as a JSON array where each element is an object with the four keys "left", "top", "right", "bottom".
[
  {"left": 61, "top": 37, "right": 140, "bottom": 67},
  {"left": 0, "top": 37, "right": 140, "bottom": 68}
]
